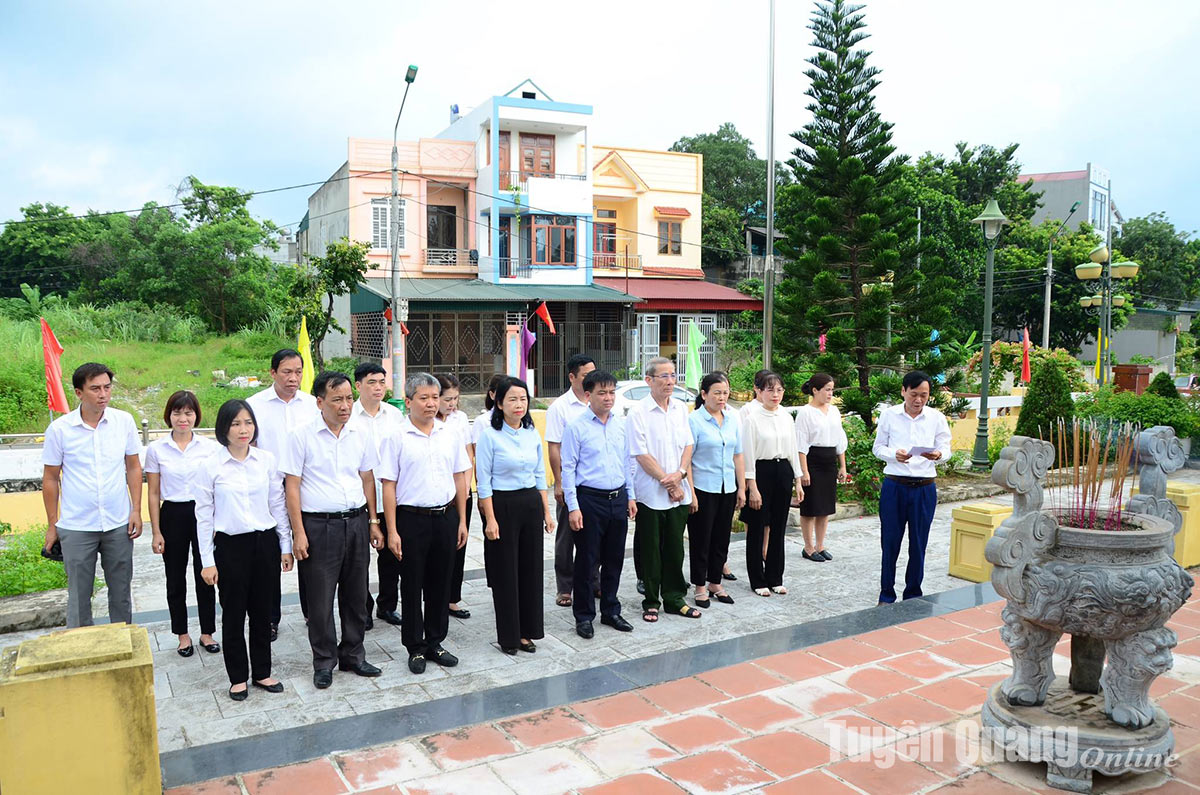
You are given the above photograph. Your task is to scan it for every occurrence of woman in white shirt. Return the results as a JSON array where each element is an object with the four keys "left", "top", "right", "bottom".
[
  {"left": 196, "top": 400, "right": 294, "bottom": 702},
  {"left": 740, "top": 370, "right": 804, "bottom": 597},
  {"left": 794, "top": 373, "right": 849, "bottom": 563},
  {"left": 437, "top": 373, "right": 473, "bottom": 620},
  {"left": 146, "top": 391, "right": 219, "bottom": 657}
]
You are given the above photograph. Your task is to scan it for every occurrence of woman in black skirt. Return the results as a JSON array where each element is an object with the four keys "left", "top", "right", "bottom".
[
  {"left": 740, "top": 370, "right": 804, "bottom": 597},
  {"left": 794, "top": 373, "right": 849, "bottom": 562}
]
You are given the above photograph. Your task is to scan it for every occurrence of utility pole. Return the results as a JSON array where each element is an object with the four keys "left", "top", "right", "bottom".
[
  {"left": 390, "top": 65, "right": 418, "bottom": 402},
  {"left": 762, "top": 0, "right": 777, "bottom": 370},
  {"left": 1043, "top": 201, "right": 1080, "bottom": 348}
]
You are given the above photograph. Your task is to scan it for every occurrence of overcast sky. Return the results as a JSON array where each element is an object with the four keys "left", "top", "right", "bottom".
[{"left": 3, "top": 0, "right": 1198, "bottom": 236}]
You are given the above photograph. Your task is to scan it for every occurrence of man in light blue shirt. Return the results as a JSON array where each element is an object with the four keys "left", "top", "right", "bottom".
[{"left": 560, "top": 370, "right": 637, "bottom": 638}]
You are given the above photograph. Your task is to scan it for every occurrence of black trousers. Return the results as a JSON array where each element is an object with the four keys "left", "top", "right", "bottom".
[
  {"left": 573, "top": 487, "right": 628, "bottom": 623},
  {"left": 687, "top": 489, "right": 737, "bottom": 587},
  {"left": 214, "top": 529, "right": 278, "bottom": 685},
  {"left": 373, "top": 522, "right": 404, "bottom": 614},
  {"left": 449, "top": 494, "right": 473, "bottom": 604},
  {"left": 485, "top": 488, "right": 545, "bottom": 649},
  {"left": 398, "top": 504, "right": 457, "bottom": 655},
  {"left": 160, "top": 500, "right": 216, "bottom": 636},
  {"left": 298, "top": 511, "right": 370, "bottom": 671},
  {"left": 744, "top": 459, "right": 793, "bottom": 590}
]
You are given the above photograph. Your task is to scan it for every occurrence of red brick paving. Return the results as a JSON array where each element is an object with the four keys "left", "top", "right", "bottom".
[{"left": 174, "top": 600, "right": 1200, "bottom": 794}]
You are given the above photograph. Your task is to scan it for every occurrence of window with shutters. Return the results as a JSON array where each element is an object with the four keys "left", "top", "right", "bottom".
[
  {"left": 371, "top": 198, "right": 405, "bottom": 250},
  {"left": 657, "top": 221, "right": 681, "bottom": 255}
]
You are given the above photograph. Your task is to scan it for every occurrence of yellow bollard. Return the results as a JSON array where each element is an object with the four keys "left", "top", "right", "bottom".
[
  {"left": 1164, "top": 482, "right": 1200, "bottom": 568},
  {"left": 949, "top": 502, "right": 1013, "bottom": 582},
  {"left": 0, "top": 623, "right": 160, "bottom": 794}
]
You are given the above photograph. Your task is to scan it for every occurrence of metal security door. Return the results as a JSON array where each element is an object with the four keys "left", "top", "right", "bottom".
[
  {"left": 637, "top": 314, "right": 659, "bottom": 375},
  {"left": 676, "top": 314, "right": 718, "bottom": 382}
]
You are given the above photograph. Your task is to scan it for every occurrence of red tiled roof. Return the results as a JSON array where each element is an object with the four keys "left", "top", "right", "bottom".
[
  {"left": 1016, "top": 169, "right": 1087, "bottom": 183},
  {"left": 653, "top": 206, "right": 691, "bottom": 217},
  {"left": 595, "top": 277, "right": 761, "bottom": 311}
]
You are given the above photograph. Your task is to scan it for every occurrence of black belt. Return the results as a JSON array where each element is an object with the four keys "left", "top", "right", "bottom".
[
  {"left": 302, "top": 505, "right": 367, "bottom": 520},
  {"left": 399, "top": 501, "right": 454, "bottom": 516},
  {"left": 578, "top": 485, "right": 626, "bottom": 500},
  {"left": 886, "top": 475, "right": 935, "bottom": 487}
]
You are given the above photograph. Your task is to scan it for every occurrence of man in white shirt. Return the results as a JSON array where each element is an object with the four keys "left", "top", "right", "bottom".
[
  {"left": 379, "top": 372, "right": 471, "bottom": 675},
  {"left": 41, "top": 362, "right": 143, "bottom": 628},
  {"left": 544, "top": 354, "right": 596, "bottom": 607},
  {"left": 247, "top": 348, "right": 319, "bottom": 637},
  {"left": 284, "top": 371, "right": 382, "bottom": 689},
  {"left": 871, "top": 371, "right": 952, "bottom": 605},
  {"left": 351, "top": 362, "right": 406, "bottom": 628},
  {"left": 627, "top": 357, "right": 697, "bottom": 623}
]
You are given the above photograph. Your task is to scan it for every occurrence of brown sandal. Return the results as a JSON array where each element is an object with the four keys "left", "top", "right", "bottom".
[{"left": 556, "top": 593, "right": 572, "bottom": 607}]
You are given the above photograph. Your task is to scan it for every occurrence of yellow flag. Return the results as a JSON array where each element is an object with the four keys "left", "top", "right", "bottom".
[
  {"left": 298, "top": 317, "right": 315, "bottom": 393},
  {"left": 1094, "top": 325, "right": 1103, "bottom": 381}
]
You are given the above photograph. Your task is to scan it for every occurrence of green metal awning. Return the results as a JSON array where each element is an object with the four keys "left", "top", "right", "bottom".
[{"left": 358, "top": 278, "right": 638, "bottom": 306}]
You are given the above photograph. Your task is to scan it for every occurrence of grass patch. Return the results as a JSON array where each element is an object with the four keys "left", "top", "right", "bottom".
[{"left": 0, "top": 528, "right": 69, "bottom": 598}]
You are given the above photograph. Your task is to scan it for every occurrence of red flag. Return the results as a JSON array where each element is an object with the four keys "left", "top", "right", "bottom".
[
  {"left": 41, "top": 318, "right": 70, "bottom": 413},
  {"left": 534, "top": 302, "right": 556, "bottom": 335},
  {"left": 1021, "top": 327, "right": 1032, "bottom": 384}
]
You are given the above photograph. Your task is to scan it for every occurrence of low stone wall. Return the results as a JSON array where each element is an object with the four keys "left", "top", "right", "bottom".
[
  {"left": 0, "top": 588, "right": 67, "bottom": 633},
  {"left": 0, "top": 479, "right": 40, "bottom": 494}
]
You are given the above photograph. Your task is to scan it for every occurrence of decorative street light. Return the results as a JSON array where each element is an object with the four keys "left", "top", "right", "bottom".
[
  {"left": 1076, "top": 239, "right": 1137, "bottom": 387},
  {"left": 390, "top": 64, "right": 418, "bottom": 404},
  {"left": 971, "top": 198, "right": 1010, "bottom": 470}
]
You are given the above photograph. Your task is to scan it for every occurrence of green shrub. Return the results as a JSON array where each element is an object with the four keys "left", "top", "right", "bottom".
[
  {"left": 1075, "top": 387, "right": 1200, "bottom": 439},
  {"left": 1147, "top": 371, "right": 1181, "bottom": 400},
  {"left": 43, "top": 302, "right": 207, "bottom": 344},
  {"left": 988, "top": 424, "right": 1014, "bottom": 466},
  {"left": 838, "top": 413, "right": 885, "bottom": 514},
  {"left": 1014, "top": 359, "right": 1075, "bottom": 440},
  {"left": 0, "top": 530, "right": 70, "bottom": 598}
]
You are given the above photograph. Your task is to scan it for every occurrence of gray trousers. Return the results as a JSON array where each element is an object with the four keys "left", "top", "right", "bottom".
[
  {"left": 554, "top": 496, "right": 600, "bottom": 596},
  {"left": 58, "top": 526, "right": 134, "bottom": 628},
  {"left": 297, "top": 511, "right": 370, "bottom": 671}
]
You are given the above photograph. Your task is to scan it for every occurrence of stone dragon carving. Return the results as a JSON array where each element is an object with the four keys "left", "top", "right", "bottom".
[{"left": 984, "top": 427, "right": 1193, "bottom": 729}]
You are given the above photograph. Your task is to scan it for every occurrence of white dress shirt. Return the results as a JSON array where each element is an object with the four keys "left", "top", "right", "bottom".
[
  {"left": 246, "top": 385, "right": 319, "bottom": 467},
  {"left": 627, "top": 395, "right": 694, "bottom": 510},
  {"left": 42, "top": 407, "right": 142, "bottom": 532},
  {"left": 544, "top": 387, "right": 589, "bottom": 444},
  {"left": 470, "top": 408, "right": 492, "bottom": 445},
  {"left": 350, "top": 399, "right": 406, "bottom": 507},
  {"left": 378, "top": 418, "right": 471, "bottom": 508},
  {"left": 740, "top": 401, "right": 801, "bottom": 480},
  {"left": 283, "top": 420, "right": 378, "bottom": 512},
  {"left": 794, "top": 404, "right": 849, "bottom": 456},
  {"left": 872, "top": 403, "right": 952, "bottom": 478},
  {"left": 144, "top": 434, "right": 220, "bottom": 502},
  {"left": 194, "top": 446, "right": 292, "bottom": 567}
]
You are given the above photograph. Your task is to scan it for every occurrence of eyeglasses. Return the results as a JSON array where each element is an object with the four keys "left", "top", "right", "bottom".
[{"left": 651, "top": 373, "right": 678, "bottom": 381}]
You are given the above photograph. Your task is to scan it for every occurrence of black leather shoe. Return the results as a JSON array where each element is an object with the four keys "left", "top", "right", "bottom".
[
  {"left": 819, "top": 549, "right": 833, "bottom": 561},
  {"left": 722, "top": 570, "right": 737, "bottom": 581},
  {"left": 576, "top": 620, "right": 594, "bottom": 639},
  {"left": 252, "top": 679, "right": 284, "bottom": 693},
  {"left": 408, "top": 653, "right": 426, "bottom": 674},
  {"left": 501, "top": 646, "right": 518, "bottom": 655},
  {"left": 448, "top": 607, "right": 471, "bottom": 619},
  {"left": 519, "top": 639, "right": 536, "bottom": 653},
  {"left": 338, "top": 660, "right": 382, "bottom": 677},
  {"left": 429, "top": 646, "right": 458, "bottom": 667},
  {"left": 636, "top": 580, "right": 646, "bottom": 595},
  {"left": 365, "top": 614, "right": 374, "bottom": 631},
  {"left": 376, "top": 609, "right": 403, "bottom": 626},
  {"left": 601, "top": 614, "right": 634, "bottom": 632},
  {"left": 177, "top": 645, "right": 194, "bottom": 658},
  {"left": 202, "top": 641, "right": 221, "bottom": 654},
  {"left": 313, "top": 668, "right": 333, "bottom": 689},
  {"left": 228, "top": 686, "right": 248, "bottom": 701},
  {"left": 802, "top": 550, "right": 826, "bottom": 563},
  {"left": 270, "top": 624, "right": 279, "bottom": 642}
]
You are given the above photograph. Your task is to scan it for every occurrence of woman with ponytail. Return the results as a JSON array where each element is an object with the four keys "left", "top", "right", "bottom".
[{"left": 794, "top": 373, "right": 848, "bottom": 562}]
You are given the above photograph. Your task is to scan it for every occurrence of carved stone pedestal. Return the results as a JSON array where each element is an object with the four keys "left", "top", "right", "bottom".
[{"left": 982, "top": 677, "right": 1174, "bottom": 793}]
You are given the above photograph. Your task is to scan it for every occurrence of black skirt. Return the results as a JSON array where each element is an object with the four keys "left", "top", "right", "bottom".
[{"left": 800, "top": 446, "right": 838, "bottom": 517}]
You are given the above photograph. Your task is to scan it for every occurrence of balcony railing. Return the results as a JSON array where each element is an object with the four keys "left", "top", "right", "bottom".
[
  {"left": 498, "top": 257, "right": 533, "bottom": 279},
  {"left": 499, "top": 170, "right": 587, "bottom": 192},
  {"left": 593, "top": 252, "right": 642, "bottom": 270},
  {"left": 423, "top": 248, "right": 476, "bottom": 271}
]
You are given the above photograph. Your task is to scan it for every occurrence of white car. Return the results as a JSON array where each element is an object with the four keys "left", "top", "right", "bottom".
[{"left": 612, "top": 380, "right": 697, "bottom": 416}]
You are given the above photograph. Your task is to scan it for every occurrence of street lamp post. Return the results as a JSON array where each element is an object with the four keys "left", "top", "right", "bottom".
[
  {"left": 1077, "top": 238, "right": 1137, "bottom": 387},
  {"left": 390, "top": 64, "right": 418, "bottom": 402},
  {"left": 971, "top": 199, "right": 1010, "bottom": 470}
]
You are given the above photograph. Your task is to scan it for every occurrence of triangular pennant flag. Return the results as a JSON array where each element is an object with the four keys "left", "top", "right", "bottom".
[{"left": 534, "top": 302, "right": 556, "bottom": 335}]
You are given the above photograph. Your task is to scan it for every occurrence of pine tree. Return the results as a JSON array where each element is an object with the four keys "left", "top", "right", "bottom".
[
  {"left": 1014, "top": 359, "right": 1075, "bottom": 440},
  {"left": 776, "top": 0, "right": 953, "bottom": 424},
  {"left": 1146, "top": 370, "right": 1181, "bottom": 400}
]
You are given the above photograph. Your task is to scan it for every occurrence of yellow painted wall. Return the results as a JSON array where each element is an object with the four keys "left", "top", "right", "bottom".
[
  {"left": 948, "top": 410, "right": 1020, "bottom": 452},
  {"left": 2, "top": 485, "right": 154, "bottom": 531}
]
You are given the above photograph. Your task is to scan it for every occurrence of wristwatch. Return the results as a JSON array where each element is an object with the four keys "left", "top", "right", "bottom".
[
  {"left": 678, "top": 468, "right": 687, "bottom": 478},
  {"left": 368, "top": 518, "right": 380, "bottom": 525}
]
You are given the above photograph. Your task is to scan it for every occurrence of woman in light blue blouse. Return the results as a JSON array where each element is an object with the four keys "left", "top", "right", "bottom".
[
  {"left": 476, "top": 377, "right": 556, "bottom": 655},
  {"left": 685, "top": 372, "right": 745, "bottom": 608}
]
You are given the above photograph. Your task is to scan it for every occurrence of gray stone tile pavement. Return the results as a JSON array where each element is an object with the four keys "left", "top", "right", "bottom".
[{"left": 4, "top": 468, "right": 1198, "bottom": 753}]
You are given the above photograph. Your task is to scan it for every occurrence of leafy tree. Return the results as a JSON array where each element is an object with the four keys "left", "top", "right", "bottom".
[
  {"left": 72, "top": 203, "right": 190, "bottom": 309},
  {"left": 0, "top": 283, "right": 65, "bottom": 321},
  {"left": 0, "top": 203, "right": 101, "bottom": 296},
  {"left": 1114, "top": 212, "right": 1199, "bottom": 308},
  {"left": 1014, "top": 358, "right": 1075, "bottom": 441},
  {"left": 290, "top": 237, "right": 370, "bottom": 368},
  {"left": 1147, "top": 370, "right": 1181, "bottom": 399},
  {"left": 775, "top": 0, "right": 955, "bottom": 425}
]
